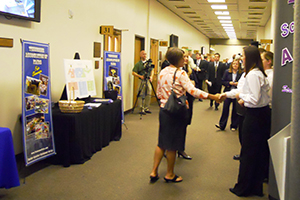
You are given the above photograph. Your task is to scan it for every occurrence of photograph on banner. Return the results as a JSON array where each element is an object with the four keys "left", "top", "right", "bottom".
[
  {"left": 63, "top": 59, "right": 96, "bottom": 100},
  {"left": 22, "top": 40, "right": 55, "bottom": 166},
  {"left": 103, "top": 51, "right": 124, "bottom": 123}
]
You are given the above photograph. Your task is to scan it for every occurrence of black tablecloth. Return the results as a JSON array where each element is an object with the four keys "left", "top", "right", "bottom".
[{"left": 50, "top": 99, "right": 122, "bottom": 167}]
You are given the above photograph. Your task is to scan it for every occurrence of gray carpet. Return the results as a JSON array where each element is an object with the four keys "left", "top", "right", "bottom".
[{"left": 0, "top": 100, "right": 268, "bottom": 200}]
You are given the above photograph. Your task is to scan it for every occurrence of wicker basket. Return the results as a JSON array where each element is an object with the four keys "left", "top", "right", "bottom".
[{"left": 59, "top": 100, "right": 85, "bottom": 113}]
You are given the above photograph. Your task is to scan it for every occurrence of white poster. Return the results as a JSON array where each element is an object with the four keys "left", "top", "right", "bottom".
[{"left": 63, "top": 59, "right": 96, "bottom": 99}]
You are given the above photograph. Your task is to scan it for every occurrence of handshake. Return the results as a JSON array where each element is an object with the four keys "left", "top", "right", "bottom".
[
  {"left": 209, "top": 93, "right": 244, "bottom": 106},
  {"left": 210, "top": 93, "right": 227, "bottom": 104}
]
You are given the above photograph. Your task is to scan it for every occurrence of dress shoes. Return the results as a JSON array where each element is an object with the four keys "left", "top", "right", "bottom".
[
  {"left": 215, "top": 124, "right": 224, "bottom": 131},
  {"left": 145, "top": 109, "right": 152, "bottom": 114},
  {"left": 198, "top": 99, "right": 203, "bottom": 102},
  {"left": 139, "top": 111, "right": 146, "bottom": 115},
  {"left": 233, "top": 154, "right": 240, "bottom": 160},
  {"left": 178, "top": 152, "right": 192, "bottom": 160},
  {"left": 215, "top": 107, "right": 219, "bottom": 110}
]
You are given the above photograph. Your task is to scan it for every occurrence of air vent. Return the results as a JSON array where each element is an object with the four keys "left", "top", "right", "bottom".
[
  {"left": 183, "top": 12, "right": 196, "bottom": 14},
  {"left": 248, "top": 6, "right": 266, "bottom": 9},
  {"left": 247, "top": 21, "right": 259, "bottom": 23},
  {"left": 194, "top": 20, "right": 204, "bottom": 22},
  {"left": 188, "top": 16, "right": 201, "bottom": 18},
  {"left": 248, "top": 17, "right": 261, "bottom": 19},
  {"left": 249, "top": 12, "right": 263, "bottom": 15},
  {"left": 175, "top": 5, "right": 191, "bottom": 9},
  {"left": 249, "top": 0, "right": 268, "bottom": 2},
  {"left": 248, "top": 24, "right": 258, "bottom": 26}
]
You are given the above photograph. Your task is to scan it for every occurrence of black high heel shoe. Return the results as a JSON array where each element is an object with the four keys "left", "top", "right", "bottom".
[
  {"left": 178, "top": 152, "right": 192, "bottom": 160},
  {"left": 150, "top": 175, "right": 159, "bottom": 183}
]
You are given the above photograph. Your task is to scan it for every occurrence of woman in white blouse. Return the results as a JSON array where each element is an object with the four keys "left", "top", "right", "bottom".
[
  {"left": 229, "top": 46, "right": 271, "bottom": 197},
  {"left": 149, "top": 47, "right": 220, "bottom": 183}
]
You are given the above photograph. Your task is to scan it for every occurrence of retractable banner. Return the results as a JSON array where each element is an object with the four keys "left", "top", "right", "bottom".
[
  {"left": 268, "top": 1, "right": 294, "bottom": 199},
  {"left": 22, "top": 40, "right": 55, "bottom": 166},
  {"left": 103, "top": 51, "right": 124, "bottom": 123}
]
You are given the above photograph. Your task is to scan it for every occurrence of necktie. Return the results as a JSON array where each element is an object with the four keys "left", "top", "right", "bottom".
[{"left": 215, "top": 62, "right": 218, "bottom": 78}]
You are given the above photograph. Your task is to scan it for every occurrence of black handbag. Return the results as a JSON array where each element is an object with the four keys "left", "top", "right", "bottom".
[{"left": 163, "top": 69, "right": 188, "bottom": 116}]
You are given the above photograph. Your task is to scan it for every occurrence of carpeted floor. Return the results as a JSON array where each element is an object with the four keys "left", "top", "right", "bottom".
[{"left": 0, "top": 100, "right": 269, "bottom": 200}]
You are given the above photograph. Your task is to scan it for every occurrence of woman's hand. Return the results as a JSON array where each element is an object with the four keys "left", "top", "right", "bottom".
[
  {"left": 219, "top": 93, "right": 227, "bottom": 102},
  {"left": 238, "top": 99, "right": 244, "bottom": 107},
  {"left": 235, "top": 93, "right": 240, "bottom": 100}
]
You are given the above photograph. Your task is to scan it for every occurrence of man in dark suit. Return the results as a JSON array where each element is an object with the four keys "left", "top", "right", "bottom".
[
  {"left": 205, "top": 53, "right": 226, "bottom": 110},
  {"left": 194, "top": 53, "right": 208, "bottom": 90}
]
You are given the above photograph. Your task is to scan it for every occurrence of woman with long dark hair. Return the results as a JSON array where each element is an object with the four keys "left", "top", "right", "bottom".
[
  {"left": 149, "top": 48, "right": 220, "bottom": 183},
  {"left": 230, "top": 46, "right": 271, "bottom": 197}
]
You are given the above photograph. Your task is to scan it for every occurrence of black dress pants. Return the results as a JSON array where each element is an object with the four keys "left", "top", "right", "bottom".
[
  {"left": 231, "top": 106, "right": 271, "bottom": 197},
  {"left": 219, "top": 98, "right": 238, "bottom": 129}
]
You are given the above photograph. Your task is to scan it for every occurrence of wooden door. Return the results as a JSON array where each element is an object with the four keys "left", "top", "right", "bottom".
[
  {"left": 150, "top": 39, "right": 159, "bottom": 103},
  {"left": 133, "top": 37, "right": 144, "bottom": 107}
]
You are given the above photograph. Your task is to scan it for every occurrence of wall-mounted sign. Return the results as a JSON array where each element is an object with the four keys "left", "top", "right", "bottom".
[
  {"left": 260, "top": 39, "right": 273, "bottom": 44},
  {"left": 100, "top": 26, "right": 114, "bottom": 35},
  {"left": 159, "top": 41, "right": 168, "bottom": 46}
]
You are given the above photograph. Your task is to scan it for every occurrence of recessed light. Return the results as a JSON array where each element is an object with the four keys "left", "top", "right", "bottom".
[
  {"left": 215, "top": 11, "right": 229, "bottom": 15},
  {"left": 211, "top": 5, "right": 228, "bottom": 9},
  {"left": 220, "top": 20, "right": 232, "bottom": 23},
  {"left": 218, "top": 16, "right": 231, "bottom": 19},
  {"left": 207, "top": 0, "right": 225, "bottom": 2},
  {"left": 222, "top": 24, "right": 233, "bottom": 27}
]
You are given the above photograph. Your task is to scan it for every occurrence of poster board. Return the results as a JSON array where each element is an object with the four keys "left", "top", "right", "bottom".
[
  {"left": 63, "top": 59, "right": 96, "bottom": 100},
  {"left": 22, "top": 40, "right": 56, "bottom": 166},
  {"left": 103, "top": 51, "right": 124, "bottom": 122}
]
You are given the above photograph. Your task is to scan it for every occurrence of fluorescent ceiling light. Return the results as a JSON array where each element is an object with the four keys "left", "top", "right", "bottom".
[
  {"left": 224, "top": 28, "right": 234, "bottom": 31},
  {"left": 218, "top": 16, "right": 231, "bottom": 19},
  {"left": 211, "top": 5, "right": 228, "bottom": 9},
  {"left": 220, "top": 20, "right": 232, "bottom": 23},
  {"left": 207, "top": 0, "right": 225, "bottom": 2},
  {"left": 221, "top": 22, "right": 233, "bottom": 26},
  {"left": 215, "top": 11, "right": 229, "bottom": 15}
]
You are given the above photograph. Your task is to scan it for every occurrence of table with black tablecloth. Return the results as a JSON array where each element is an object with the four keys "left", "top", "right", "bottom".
[
  {"left": 50, "top": 99, "right": 122, "bottom": 167},
  {"left": 0, "top": 127, "right": 20, "bottom": 189}
]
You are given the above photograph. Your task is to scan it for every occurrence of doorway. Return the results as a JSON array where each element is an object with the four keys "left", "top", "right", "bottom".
[
  {"left": 150, "top": 39, "right": 159, "bottom": 103},
  {"left": 133, "top": 36, "right": 145, "bottom": 107}
]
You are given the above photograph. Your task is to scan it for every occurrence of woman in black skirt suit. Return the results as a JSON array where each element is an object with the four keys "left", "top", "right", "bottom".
[
  {"left": 149, "top": 47, "right": 220, "bottom": 183},
  {"left": 230, "top": 46, "right": 271, "bottom": 196}
]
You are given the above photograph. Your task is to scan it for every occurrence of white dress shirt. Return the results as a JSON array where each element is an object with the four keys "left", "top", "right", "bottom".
[
  {"left": 265, "top": 68, "right": 273, "bottom": 107},
  {"left": 238, "top": 68, "right": 270, "bottom": 108},
  {"left": 188, "top": 56, "right": 197, "bottom": 70}
]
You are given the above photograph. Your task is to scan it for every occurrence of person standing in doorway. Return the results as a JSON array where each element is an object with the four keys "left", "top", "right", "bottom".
[{"left": 132, "top": 50, "right": 154, "bottom": 115}]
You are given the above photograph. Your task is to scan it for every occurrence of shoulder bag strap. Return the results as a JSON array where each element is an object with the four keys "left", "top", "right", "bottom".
[{"left": 171, "top": 68, "right": 179, "bottom": 91}]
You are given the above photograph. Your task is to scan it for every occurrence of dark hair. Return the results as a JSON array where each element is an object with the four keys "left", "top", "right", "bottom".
[
  {"left": 165, "top": 47, "right": 184, "bottom": 67},
  {"left": 228, "top": 59, "right": 242, "bottom": 74},
  {"left": 262, "top": 51, "right": 274, "bottom": 66},
  {"left": 243, "top": 46, "right": 267, "bottom": 77},
  {"left": 214, "top": 53, "right": 220, "bottom": 57}
]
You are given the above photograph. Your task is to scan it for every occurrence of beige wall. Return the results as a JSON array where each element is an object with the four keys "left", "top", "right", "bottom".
[{"left": 0, "top": 0, "right": 209, "bottom": 154}]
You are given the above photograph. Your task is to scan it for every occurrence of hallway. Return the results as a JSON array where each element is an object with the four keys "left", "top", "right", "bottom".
[{"left": 0, "top": 100, "right": 268, "bottom": 200}]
